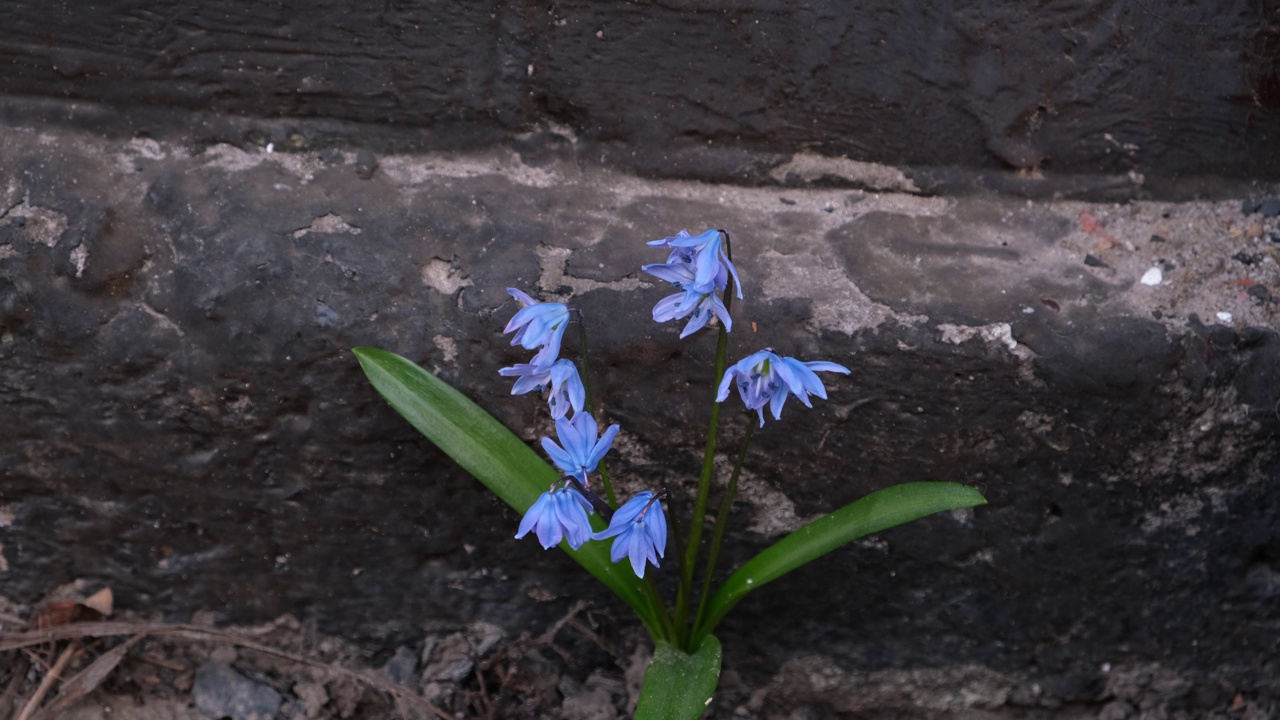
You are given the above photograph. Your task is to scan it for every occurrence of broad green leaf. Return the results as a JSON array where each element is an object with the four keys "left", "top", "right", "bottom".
[
  {"left": 353, "top": 347, "right": 665, "bottom": 637},
  {"left": 635, "top": 636, "right": 722, "bottom": 720},
  {"left": 695, "top": 482, "right": 985, "bottom": 645}
]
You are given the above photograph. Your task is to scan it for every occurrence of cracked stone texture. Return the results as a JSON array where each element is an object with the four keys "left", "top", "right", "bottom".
[
  {"left": 0, "top": 2, "right": 1278, "bottom": 198},
  {"left": 0, "top": 119, "right": 1278, "bottom": 718}
]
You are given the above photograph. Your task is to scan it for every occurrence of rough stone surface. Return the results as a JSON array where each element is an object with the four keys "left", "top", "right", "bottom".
[
  {"left": 0, "top": 117, "right": 1277, "bottom": 718},
  {"left": 0, "top": 2, "right": 1277, "bottom": 196},
  {"left": 192, "top": 662, "right": 283, "bottom": 720}
]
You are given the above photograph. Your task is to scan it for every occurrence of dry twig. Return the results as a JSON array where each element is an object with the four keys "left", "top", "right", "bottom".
[
  {"left": 15, "top": 640, "right": 80, "bottom": 720},
  {"left": 0, "top": 622, "right": 451, "bottom": 720}
]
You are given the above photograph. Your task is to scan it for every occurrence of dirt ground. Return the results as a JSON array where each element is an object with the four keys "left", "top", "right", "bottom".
[{"left": 1, "top": 589, "right": 658, "bottom": 720}]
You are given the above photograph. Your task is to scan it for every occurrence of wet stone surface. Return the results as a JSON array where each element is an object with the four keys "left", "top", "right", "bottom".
[{"left": 0, "top": 121, "right": 1277, "bottom": 717}]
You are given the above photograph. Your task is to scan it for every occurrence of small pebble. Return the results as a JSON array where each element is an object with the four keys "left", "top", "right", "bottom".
[
  {"left": 1084, "top": 254, "right": 1107, "bottom": 268},
  {"left": 1149, "top": 234, "right": 1167, "bottom": 243},
  {"left": 1232, "top": 251, "right": 1260, "bottom": 266},
  {"left": 1140, "top": 267, "right": 1163, "bottom": 285},
  {"left": 1216, "top": 312, "right": 1233, "bottom": 323},
  {"left": 1260, "top": 198, "right": 1280, "bottom": 217}
]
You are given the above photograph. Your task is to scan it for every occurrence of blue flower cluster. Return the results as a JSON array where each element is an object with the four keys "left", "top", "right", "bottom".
[
  {"left": 642, "top": 229, "right": 742, "bottom": 338},
  {"left": 499, "top": 288, "right": 584, "bottom": 419},
  {"left": 506, "top": 227, "right": 849, "bottom": 579},
  {"left": 503, "top": 286, "right": 667, "bottom": 578}
]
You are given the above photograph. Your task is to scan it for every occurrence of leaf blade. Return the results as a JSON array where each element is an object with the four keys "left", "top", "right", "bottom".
[
  {"left": 353, "top": 347, "right": 664, "bottom": 636},
  {"left": 634, "top": 636, "right": 722, "bottom": 720},
  {"left": 695, "top": 482, "right": 985, "bottom": 644}
]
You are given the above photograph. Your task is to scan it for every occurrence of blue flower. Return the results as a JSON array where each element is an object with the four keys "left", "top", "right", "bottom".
[
  {"left": 498, "top": 358, "right": 586, "bottom": 419},
  {"left": 646, "top": 229, "right": 742, "bottom": 298},
  {"left": 515, "top": 484, "right": 595, "bottom": 550},
  {"left": 503, "top": 288, "right": 570, "bottom": 368},
  {"left": 540, "top": 412, "right": 620, "bottom": 484},
  {"left": 651, "top": 286, "right": 732, "bottom": 338},
  {"left": 643, "top": 230, "right": 738, "bottom": 337},
  {"left": 593, "top": 491, "right": 667, "bottom": 578},
  {"left": 716, "top": 349, "right": 851, "bottom": 426}
]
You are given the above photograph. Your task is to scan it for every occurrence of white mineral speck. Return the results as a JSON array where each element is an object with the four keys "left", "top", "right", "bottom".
[
  {"left": 1140, "top": 267, "right": 1162, "bottom": 285},
  {"left": 1216, "top": 312, "right": 1233, "bottom": 323}
]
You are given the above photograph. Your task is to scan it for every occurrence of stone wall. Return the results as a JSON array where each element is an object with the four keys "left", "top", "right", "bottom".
[
  {"left": 1, "top": 1, "right": 1278, "bottom": 196},
  {"left": 1, "top": 121, "right": 1277, "bottom": 716},
  {"left": 1, "top": 2, "right": 1279, "bottom": 717}
]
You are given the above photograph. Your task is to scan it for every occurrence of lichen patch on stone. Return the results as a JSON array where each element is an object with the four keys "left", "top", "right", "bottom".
[
  {"left": 535, "top": 245, "right": 647, "bottom": 295},
  {"left": 3, "top": 199, "right": 68, "bottom": 247},
  {"left": 769, "top": 153, "right": 920, "bottom": 194},
  {"left": 292, "top": 213, "right": 362, "bottom": 239},
  {"left": 759, "top": 249, "right": 904, "bottom": 335},
  {"left": 432, "top": 334, "right": 458, "bottom": 364},
  {"left": 938, "top": 322, "right": 1018, "bottom": 351},
  {"left": 420, "top": 258, "right": 474, "bottom": 295}
]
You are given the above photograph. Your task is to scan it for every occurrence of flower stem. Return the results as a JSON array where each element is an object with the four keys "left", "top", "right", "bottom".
[
  {"left": 692, "top": 417, "right": 755, "bottom": 637},
  {"left": 574, "top": 309, "right": 618, "bottom": 508},
  {"left": 675, "top": 231, "right": 735, "bottom": 648},
  {"left": 562, "top": 475, "right": 613, "bottom": 522}
]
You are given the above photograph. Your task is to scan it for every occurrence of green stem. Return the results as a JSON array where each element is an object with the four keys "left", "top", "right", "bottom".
[
  {"left": 574, "top": 311, "right": 618, "bottom": 508},
  {"left": 693, "top": 418, "right": 755, "bottom": 637},
  {"left": 665, "top": 487, "right": 688, "bottom": 591},
  {"left": 675, "top": 231, "right": 736, "bottom": 649},
  {"left": 645, "top": 575, "right": 678, "bottom": 642}
]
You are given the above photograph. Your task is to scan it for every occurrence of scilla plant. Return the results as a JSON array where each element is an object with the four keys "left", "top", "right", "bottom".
[{"left": 354, "top": 229, "right": 985, "bottom": 719}]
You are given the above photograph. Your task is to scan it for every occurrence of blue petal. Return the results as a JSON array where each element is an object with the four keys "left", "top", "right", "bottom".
[
  {"left": 715, "top": 366, "right": 737, "bottom": 402},
  {"left": 706, "top": 293, "right": 732, "bottom": 332},
  {"left": 653, "top": 293, "right": 690, "bottom": 322},
  {"left": 574, "top": 413, "right": 600, "bottom": 460},
  {"left": 507, "top": 287, "right": 536, "bottom": 306},
  {"left": 642, "top": 262, "right": 695, "bottom": 285},
  {"left": 588, "top": 423, "right": 620, "bottom": 469},
  {"left": 554, "top": 490, "right": 593, "bottom": 549},
  {"left": 645, "top": 502, "right": 668, "bottom": 558},
  {"left": 554, "top": 415, "right": 586, "bottom": 463},
  {"left": 540, "top": 437, "right": 575, "bottom": 474},
  {"left": 515, "top": 492, "right": 553, "bottom": 540},
  {"left": 719, "top": 249, "right": 744, "bottom": 299},
  {"left": 534, "top": 501, "right": 563, "bottom": 548},
  {"left": 773, "top": 358, "right": 814, "bottom": 407},
  {"left": 678, "top": 304, "right": 712, "bottom": 338},
  {"left": 647, "top": 229, "right": 695, "bottom": 248},
  {"left": 769, "top": 385, "right": 791, "bottom": 420},
  {"left": 626, "top": 528, "right": 651, "bottom": 578}
]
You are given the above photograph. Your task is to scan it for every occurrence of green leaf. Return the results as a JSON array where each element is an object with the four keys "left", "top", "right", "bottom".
[
  {"left": 695, "top": 482, "right": 985, "bottom": 645},
  {"left": 635, "top": 636, "right": 722, "bottom": 720},
  {"left": 353, "top": 347, "right": 665, "bottom": 638}
]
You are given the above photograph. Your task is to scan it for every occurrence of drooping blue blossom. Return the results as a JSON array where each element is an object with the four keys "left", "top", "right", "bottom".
[
  {"left": 515, "top": 484, "right": 595, "bottom": 550},
  {"left": 592, "top": 491, "right": 667, "bottom": 578},
  {"left": 646, "top": 229, "right": 742, "bottom": 298},
  {"left": 644, "top": 254, "right": 733, "bottom": 338},
  {"left": 643, "top": 229, "right": 740, "bottom": 337},
  {"left": 503, "top": 287, "right": 570, "bottom": 368},
  {"left": 498, "top": 358, "right": 586, "bottom": 419},
  {"left": 540, "top": 412, "right": 620, "bottom": 485},
  {"left": 716, "top": 349, "right": 851, "bottom": 427}
]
